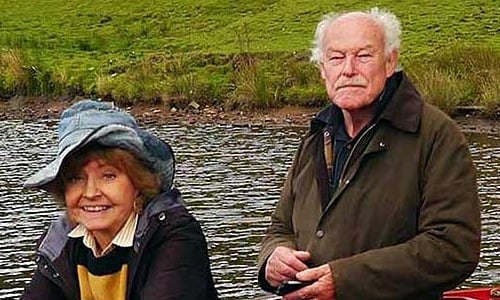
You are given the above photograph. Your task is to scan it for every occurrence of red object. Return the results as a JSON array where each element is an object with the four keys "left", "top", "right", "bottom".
[{"left": 443, "top": 287, "right": 500, "bottom": 300}]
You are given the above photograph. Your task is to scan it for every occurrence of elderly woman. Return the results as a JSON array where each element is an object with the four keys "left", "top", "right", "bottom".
[{"left": 21, "top": 100, "right": 218, "bottom": 300}]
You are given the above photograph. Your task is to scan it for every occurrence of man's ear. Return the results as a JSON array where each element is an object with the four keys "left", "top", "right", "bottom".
[
  {"left": 319, "top": 63, "right": 327, "bottom": 80},
  {"left": 385, "top": 50, "right": 399, "bottom": 77}
]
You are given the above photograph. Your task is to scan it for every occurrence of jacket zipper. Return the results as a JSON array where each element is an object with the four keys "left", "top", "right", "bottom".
[
  {"left": 126, "top": 215, "right": 161, "bottom": 300},
  {"left": 321, "top": 121, "right": 379, "bottom": 216},
  {"left": 338, "top": 121, "right": 378, "bottom": 187}
]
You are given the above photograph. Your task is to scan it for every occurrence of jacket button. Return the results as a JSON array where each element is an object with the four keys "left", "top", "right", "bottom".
[{"left": 316, "top": 230, "right": 324, "bottom": 238}]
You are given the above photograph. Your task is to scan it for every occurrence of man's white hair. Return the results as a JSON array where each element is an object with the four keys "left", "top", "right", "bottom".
[{"left": 310, "top": 7, "right": 402, "bottom": 65}]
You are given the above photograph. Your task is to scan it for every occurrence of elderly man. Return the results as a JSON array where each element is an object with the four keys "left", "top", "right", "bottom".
[{"left": 258, "top": 8, "right": 481, "bottom": 300}]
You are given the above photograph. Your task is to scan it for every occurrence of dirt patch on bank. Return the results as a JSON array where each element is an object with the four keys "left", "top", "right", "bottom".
[
  {"left": 0, "top": 97, "right": 317, "bottom": 127},
  {"left": 0, "top": 97, "right": 498, "bottom": 134}
]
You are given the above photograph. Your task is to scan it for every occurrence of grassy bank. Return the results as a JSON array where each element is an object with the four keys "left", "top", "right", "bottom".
[{"left": 0, "top": 0, "right": 498, "bottom": 116}]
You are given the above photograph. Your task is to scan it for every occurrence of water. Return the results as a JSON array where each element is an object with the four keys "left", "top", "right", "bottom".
[{"left": 0, "top": 120, "right": 498, "bottom": 299}]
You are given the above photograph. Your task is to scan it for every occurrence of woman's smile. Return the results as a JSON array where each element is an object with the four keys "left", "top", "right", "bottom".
[{"left": 81, "top": 205, "right": 111, "bottom": 212}]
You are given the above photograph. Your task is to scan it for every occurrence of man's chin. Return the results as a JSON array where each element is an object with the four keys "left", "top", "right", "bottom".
[{"left": 332, "top": 96, "right": 371, "bottom": 111}]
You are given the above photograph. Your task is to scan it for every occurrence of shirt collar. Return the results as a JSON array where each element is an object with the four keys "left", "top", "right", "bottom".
[{"left": 68, "top": 213, "right": 138, "bottom": 257}]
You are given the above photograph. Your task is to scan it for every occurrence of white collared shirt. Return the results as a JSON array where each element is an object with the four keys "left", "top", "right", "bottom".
[{"left": 68, "top": 213, "right": 138, "bottom": 257}]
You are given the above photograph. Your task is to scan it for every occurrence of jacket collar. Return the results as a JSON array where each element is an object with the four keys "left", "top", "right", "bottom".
[
  {"left": 311, "top": 71, "right": 423, "bottom": 134},
  {"left": 135, "top": 187, "right": 184, "bottom": 243},
  {"left": 379, "top": 72, "right": 423, "bottom": 133},
  {"left": 37, "top": 213, "right": 74, "bottom": 262}
]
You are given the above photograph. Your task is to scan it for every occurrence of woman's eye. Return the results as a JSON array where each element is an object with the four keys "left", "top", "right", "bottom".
[
  {"left": 67, "top": 175, "right": 84, "bottom": 184},
  {"left": 103, "top": 173, "right": 116, "bottom": 180}
]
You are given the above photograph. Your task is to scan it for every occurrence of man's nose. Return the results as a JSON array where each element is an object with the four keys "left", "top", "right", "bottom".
[
  {"left": 342, "top": 56, "right": 357, "bottom": 77},
  {"left": 83, "top": 178, "right": 101, "bottom": 198}
]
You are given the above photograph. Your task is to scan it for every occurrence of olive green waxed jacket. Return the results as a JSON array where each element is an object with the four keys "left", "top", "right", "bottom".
[{"left": 258, "top": 72, "right": 481, "bottom": 300}]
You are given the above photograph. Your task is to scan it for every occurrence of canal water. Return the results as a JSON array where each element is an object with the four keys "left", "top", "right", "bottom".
[{"left": 0, "top": 119, "right": 498, "bottom": 299}]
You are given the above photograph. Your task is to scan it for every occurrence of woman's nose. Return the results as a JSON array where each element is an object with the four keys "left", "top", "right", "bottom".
[{"left": 82, "top": 178, "right": 101, "bottom": 198}]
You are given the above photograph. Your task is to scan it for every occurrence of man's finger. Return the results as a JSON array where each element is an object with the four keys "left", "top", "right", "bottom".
[
  {"left": 282, "top": 255, "right": 309, "bottom": 273},
  {"left": 296, "top": 264, "right": 330, "bottom": 282},
  {"left": 265, "top": 246, "right": 312, "bottom": 288},
  {"left": 293, "top": 250, "right": 311, "bottom": 261},
  {"left": 270, "top": 247, "right": 310, "bottom": 274},
  {"left": 294, "top": 264, "right": 335, "bottom": 300},
  {"left": 270, "top": 260, "right": 300, "bottom": 279}
]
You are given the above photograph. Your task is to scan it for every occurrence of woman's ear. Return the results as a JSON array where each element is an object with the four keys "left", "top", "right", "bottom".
[{"left": 134, "top": 193, "right": 144, "bottom": 214}]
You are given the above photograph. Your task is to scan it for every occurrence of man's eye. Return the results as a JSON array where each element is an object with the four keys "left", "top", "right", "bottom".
[
  {"left": 358, "top": 53, "right": 372, "bottom": 62},
  {"left": 327, "top": 56, "right": 344, "bottom": 65}
]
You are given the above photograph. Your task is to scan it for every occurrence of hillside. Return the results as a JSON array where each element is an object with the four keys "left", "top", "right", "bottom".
[
  {"left": 1, "top": 0, "right": 498, "bottom": 58},
  {"left": 0, "top": 0, "right": 498, "bottom": 115}
]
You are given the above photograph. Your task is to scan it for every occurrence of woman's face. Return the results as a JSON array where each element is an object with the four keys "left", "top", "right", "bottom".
[{"left": 64, "top": 156, "right": 139, "bottom": 246}]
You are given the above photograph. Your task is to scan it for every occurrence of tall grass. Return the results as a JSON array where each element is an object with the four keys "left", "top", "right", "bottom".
[
  {"left": 2, "top": 45, "right": 498, "bottom": 116},
  {"left": 406, "top": 46, "right": 500, "bottom": 116},
  {"left": 94, "top": 54, "right": 225, "bottom": 108},
  {"left": 478, "top": 73, "right": 500, "bottom": 116},
  {"left": 95, "top": 57, "right": 166, "bottom": 105},
  {"left": 282, "top": 56, "right": 328, "bottom": 107},
  {"left": 0, "top": 49, "right": 55, "bottom": 96},
  {"left": 406, "top": 67, "right": 465, "bottom": 115},
  {"left": 227, "top": 55, "right": 283, "bottom": 110}
]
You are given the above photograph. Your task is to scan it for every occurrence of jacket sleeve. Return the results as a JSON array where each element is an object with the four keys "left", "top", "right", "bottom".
[
  {"left": 21, "top": 227, "right": 70, "bottom": 300},
  {"left": 21, "top": 268, "right": 67, "bottom": 300},
  {"left": 257, "top": 141, "right": 304, "bottom": 292},
  {"left": 330, "top": 118, "right": 481, "bottom": 299},
  {"left": 138, "top": 209, "right": 218, "bottom": 300}
]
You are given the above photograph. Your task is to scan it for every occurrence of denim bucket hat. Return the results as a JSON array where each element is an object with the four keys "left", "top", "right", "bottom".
[{"left": 24, "top": 100, "right": 175, "bottom": 192}]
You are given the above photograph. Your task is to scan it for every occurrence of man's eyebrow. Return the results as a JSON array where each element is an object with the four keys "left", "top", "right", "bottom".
[
  {"left": 324, "top": 45, "right": 377, "bottom": 53},
  {"left": 355, "top": 45, "right": 376, "bottom": 51}
]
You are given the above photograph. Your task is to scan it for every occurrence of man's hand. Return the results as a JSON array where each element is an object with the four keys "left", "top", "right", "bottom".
[
  {"left": 265, "top": 246, "right": 311, "bottom": 287},
  {"left": 282, "top": 264, "right": 335, "bottom": 300}
]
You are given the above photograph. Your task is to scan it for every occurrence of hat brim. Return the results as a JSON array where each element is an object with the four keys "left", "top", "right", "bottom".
[{"left": 23, "top": 124, "right": 140, "bottom": 190}]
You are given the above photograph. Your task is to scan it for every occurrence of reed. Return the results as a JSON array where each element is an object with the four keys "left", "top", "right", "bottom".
[
  {"left": 478, "top": 73, "right": 500, "bottom": 117},
  {"left": 0, "top": 49, "right": 26, "bottom": 95},
  {"left": 407, "top": 66, "right": 465, "bottom": 115},
  {"left": 227, "top": 55, "right": 283, "bottom": 110},
  {"left": 406, "top": 46, "right": 500, "bottom": 116}
]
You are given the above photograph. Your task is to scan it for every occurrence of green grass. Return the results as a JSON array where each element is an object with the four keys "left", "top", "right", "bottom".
[
  {"left": 0, "top": 0, "right": 498, "bottom": 115},
  {"left": 406, "top": 46, "right": 500, "bottom": 116}
]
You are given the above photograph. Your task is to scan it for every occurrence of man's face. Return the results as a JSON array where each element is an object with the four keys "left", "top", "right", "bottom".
[{"left": 320, "top": 14, "right": 398, "bottom": 112}]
